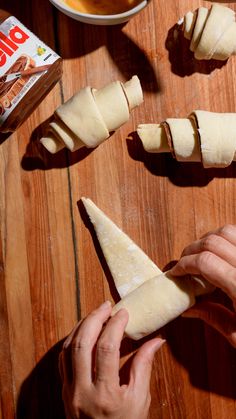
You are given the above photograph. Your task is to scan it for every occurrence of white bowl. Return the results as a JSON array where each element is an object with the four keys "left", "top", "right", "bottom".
[{"left": 49, "top": 0, "right": 148, "bottom": 25}]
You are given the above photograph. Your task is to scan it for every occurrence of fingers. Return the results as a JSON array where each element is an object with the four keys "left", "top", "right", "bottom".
[
  {"left": 63, "top": 321, "right": 83, "bottom": 350},
  {"left": 201, "top": 224, "right": 236, "bottom": 246},
  {"left": 95, "top": 308, "right": 129, "bottom": 386},
  {"left": 182, "top": 302, "right": 236, "bottom": 348},
  {"left": 129, "top": 338, "right": 165, "bottom": 393},
  {"left": 181, "top": 234, "right": 236, "bottom": 268},
  {"left": 63, "top": 301, "right": 112, "bottom": 387},
  {"left": 170, "top": 252, "right": 236, "bottom": 304}
]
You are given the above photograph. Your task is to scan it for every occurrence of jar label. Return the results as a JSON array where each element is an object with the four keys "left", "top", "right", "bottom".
[{"left": 0, "top": 16, "right": 60, "bottom": 126}]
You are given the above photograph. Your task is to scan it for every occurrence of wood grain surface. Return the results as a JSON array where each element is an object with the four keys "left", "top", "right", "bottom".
[{"left": 0, "top": 0, "right": 236, "bottom": 418}]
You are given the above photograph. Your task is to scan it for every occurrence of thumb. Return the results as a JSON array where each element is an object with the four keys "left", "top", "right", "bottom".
[
  {"left": 129, "top": 338, "right": 165, "bottom": 392},
  {"left": 182, "top": 302, "right": 236, "bottom": 348}
]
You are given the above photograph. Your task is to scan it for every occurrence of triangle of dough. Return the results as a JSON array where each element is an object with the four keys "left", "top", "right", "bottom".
[{"left": 81, "top": 197, "right": 162, "bottom": 297}]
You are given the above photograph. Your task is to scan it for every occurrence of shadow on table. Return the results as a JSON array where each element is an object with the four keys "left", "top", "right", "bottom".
[
  {"left": 16, "top": 320, "right": 236, "bottom": 419},
  {"left": 15, "top": 334, "right": 141, "bottom": 419},
  {"left": 162, "top": 295, "right": 236, "bottom": 399},
  {"left": 55, "top": 12, "right": 160, "bottom": 94},
  {"left": 161, "top": 314, "right": 236, "bottom": 399},
  {"left": 16, "top": 339, "right": 66, "bottom": 419},
  {"left": 21, "top": 117, "right": 96, "bottom": 171},
  {"left": 122, "top": 289, "right": 236, "bottom": 399},
  {"left": 0, "top": 132, "right": 12, "bottom": 146},
  {"left": 165, "top": 24, "right": 226, "bottom": 78},
  {"left": 126, "top": 132, "right": 236, "bottom": 187},
  {"left": 157, "top": 261, "right": 236, "bottom": 399},
  {"left": 12, "top": 0, "right": 160, "bottom": 95}
]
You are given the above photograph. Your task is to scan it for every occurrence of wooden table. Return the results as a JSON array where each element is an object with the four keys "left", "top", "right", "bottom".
[{"left": 1, "top": 0, "right": 236, "bottom": 418}]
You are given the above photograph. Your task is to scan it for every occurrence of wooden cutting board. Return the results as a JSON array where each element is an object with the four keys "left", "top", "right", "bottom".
[{"left": 0, "top": 0, "right": 236, "bottom": 418}]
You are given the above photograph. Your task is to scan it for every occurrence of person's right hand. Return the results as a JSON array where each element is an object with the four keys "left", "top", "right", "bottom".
[
  {"left": 59, "top": 301, "right": 165, "bottom": 419},
  {"left": 170, "top": 224, "right": 236, "bottom": 347}
]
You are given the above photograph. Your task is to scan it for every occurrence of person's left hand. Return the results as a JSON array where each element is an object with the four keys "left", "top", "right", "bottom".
[{"left": 59, "top": 301, "right": 165, "bottom": 419}]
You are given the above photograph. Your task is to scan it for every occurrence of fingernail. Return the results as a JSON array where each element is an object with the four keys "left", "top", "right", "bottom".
[
  {"left": 117, "top": 308, "right": 129, "bottom": 316},
  {"left": 153, "top": 338, "right": 166, "bottom": 351},
  {"left": 99, "top": 300, "right": 112, "bottom": 310}
]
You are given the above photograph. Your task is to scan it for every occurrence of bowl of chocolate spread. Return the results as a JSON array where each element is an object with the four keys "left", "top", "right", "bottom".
[{"left": 49, "top": 0, "right": 149, "bottom": 25}]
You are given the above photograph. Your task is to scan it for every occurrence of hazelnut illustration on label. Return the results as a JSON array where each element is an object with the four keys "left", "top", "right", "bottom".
[{"left": 0, "top": 14, "right": 62, "bottom": 132}]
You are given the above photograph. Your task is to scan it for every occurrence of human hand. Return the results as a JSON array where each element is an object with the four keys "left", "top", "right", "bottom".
[
  {"left": 170, "top": 224, "right": 236, "bottom": 347},
  {"left": 59, "top": 301, "right": 165, "bottom": 419}
]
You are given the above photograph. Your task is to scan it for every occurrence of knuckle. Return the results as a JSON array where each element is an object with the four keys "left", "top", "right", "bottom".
[
  {"left": 219, "top": 224, "right": 236, "bottom": 237},
  {"left": 94, "top": 394, "right": 120, "bottom": 416},
  {"left": 196, "top": 251, "right": 215, "bottom": 270},
  {"left": 71, "top": 397, "right": 81, "bottom": 414},
  {"left": 97, "top": 339, "right": 117, "bottom": 354},
  {"left": 88, "top": 309, "right": 100, "bottom": 318},
  {"left": 71, "top": 390, "right": 89, "bottom": 412},
  {"left": 72, "top": 336, "right": 93, "bottom": 350},
  {"left": 200, "top": 235, "right": 219, "bottom": 252},
  {"left": 137, "top": 352, "right": 154, "bottom": 368}
]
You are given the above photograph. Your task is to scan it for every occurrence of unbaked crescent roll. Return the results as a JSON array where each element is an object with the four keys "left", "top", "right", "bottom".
[
  {"left": 40, "top": 76, "right": 143, "bottom": 153},
  {"left": 182, "top": 4, "right": 236, "bottom": 61},
  {"left": 137, "top": 111, "right": 236, "bottom": 168}
]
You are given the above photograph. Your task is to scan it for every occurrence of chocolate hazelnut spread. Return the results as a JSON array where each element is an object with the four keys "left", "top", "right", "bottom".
[{"left": 0, "top": 9, "right": 62, "bottom": 132}]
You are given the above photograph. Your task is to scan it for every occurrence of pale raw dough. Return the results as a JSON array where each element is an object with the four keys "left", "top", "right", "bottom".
[
  {"left": 93, "top": 82, "right": 130, "bottom": 132},
  {"left": 40, "top": 134, "right": 64, "bottom": 154},
  {"left": 183, "top": 11, "right": 197, "bottom": 40},
  {"left": 137, "top": 124, "right": 169, "bottom": 153},
  {"left": 112, "top": 272, "right": 214, "bottom": 340},
  {"left": 190, "top": 7, "right": 209, "bottom": 53},
  {"left": 182, "top": 4, "right": 236, "bottom": 61},
  {"left": 166, "top": 118, "right": 201, "bottom": 162},
  {"left": 122, "top": 76, "right": 143, "bottom": 110},
  {"left": 49, "top": 120, "right": 84, "bottom": 152},
  {"left": 213, "top": 23, "right": 236, "bottom": 61},
  {"left": 40, "top": 76, "right": 143, "bottom": 153},
  {"left": 137, "top": 110, "right": 236, "bottom": 168},
  {"left": 56, "top": 86, "right": 109, "bottom": 148},
  {"left": 81, "top": 197, "right": 162, "bottom": 298},
  {"left": 192, "top": 111, "right": 236, "bottom": 168},
  {"left": 112, "top": 272, "right": 196, "bottom": 340},
  {"left": 82, "top": 198, "right": 215, "bottom": 340}
]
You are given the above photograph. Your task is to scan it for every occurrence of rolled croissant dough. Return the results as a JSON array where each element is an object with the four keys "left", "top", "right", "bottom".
[
  {"left": 40, "top": 75, "right": 143, "bottom": 153},
  {"left": 182, "top": 4, "right": 236, "bottom": 61},
  {"left": 56, "top": 86, "right": 110, "bottom": 148},
  {"left": 166, "top": 118, "right": 200, "bottom": 162},
  {"left": 82, "top": 198, "right": 214, "bottom": 340},
  {"left": 138, "top": 110, "right": 236, "bottom": 168}
]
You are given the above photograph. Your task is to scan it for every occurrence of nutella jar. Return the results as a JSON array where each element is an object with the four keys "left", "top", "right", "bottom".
[{"left": 0, "top": 9, "right": 62, "bottom": 132}]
